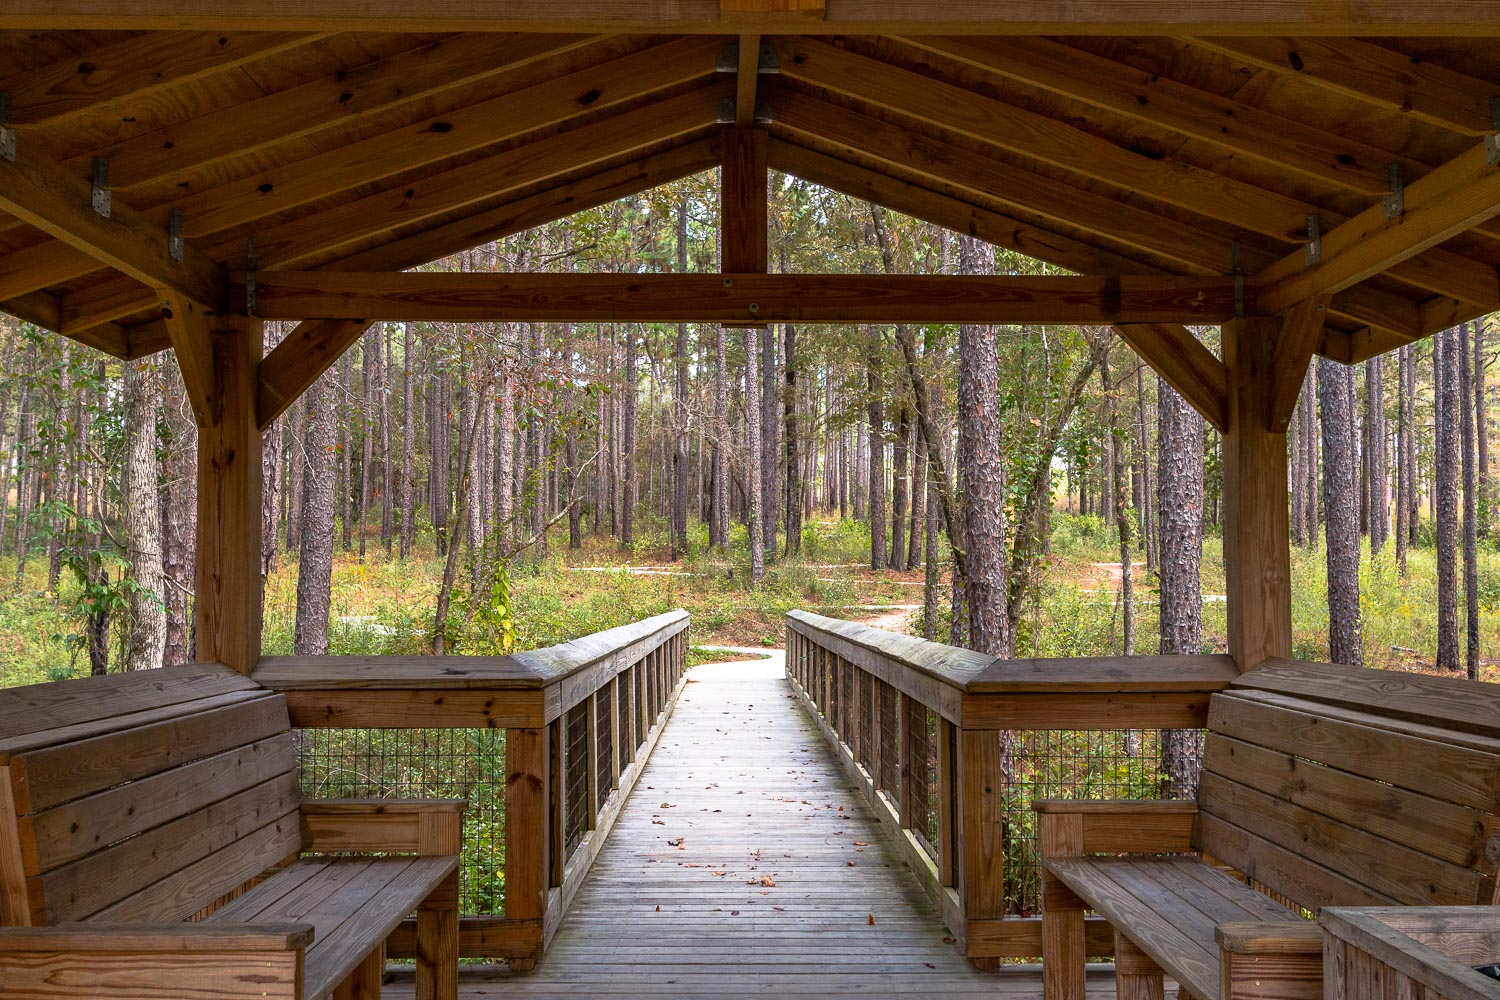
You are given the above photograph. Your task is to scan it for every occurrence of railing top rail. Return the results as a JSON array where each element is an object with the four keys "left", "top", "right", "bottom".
[
  {"left": 254, "top": 609, "right": 690, "bottom": 694},
  {"left": 970, "top": 653, "right": 1238, "bottom": 693},
  {"left": 786, "top": 609, "right": 992, "bottom": 694}
]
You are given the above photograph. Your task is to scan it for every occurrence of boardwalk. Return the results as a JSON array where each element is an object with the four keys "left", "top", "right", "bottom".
[{"left": 393, "top": 652, "right": 1116, "bottom": 998}]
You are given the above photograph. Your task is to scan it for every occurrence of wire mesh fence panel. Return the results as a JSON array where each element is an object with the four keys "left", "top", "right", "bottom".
[
  {"left": 878, "top": 681, "right": 899, "bottom": 798},
  {"left": 1000, "top": 728, "right": 1203, "bottom": 917},
  {"left": 858, "top": 672, "right": 874, "bottom": 773},
  {"left": 634, "top": 663, "right": 646, "bottom": 750},
  {"left": 902, "top": 699, "right": 934, "bottom": 863},
  {"left": 565, "top": 701, "right": 590, "bottom": 856},
  {"left": 596, "top": 686, "right": 614, "bottom": 808},
  {"left": 924, "top": 707, "right": 940, "bottom": 850},
  {"left": 296, "top": 728, "right": 507, "bottom": 915},
  {"left": 617, "top": 676, "right": 631, "bottom": 774}
]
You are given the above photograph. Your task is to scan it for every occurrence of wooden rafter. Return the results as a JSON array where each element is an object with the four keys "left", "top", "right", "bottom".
[
  {"left": 0, "top": 31, "right": 327, "bottom": 128},
  {"left": 0, "top": 241, "right": 100, "bottom": 300},
  {"left": 1193, "top": 36, "right": 1500, "bottom": 136},
  {"left": 234, "top": 271, "right": 1242, "bottom": 324},
  {"left": 257, "top": 319, "right": 374, "bottom": 430},
  {"left": 60, "top": 274, "right": 158, "bottom": 335},
  {"left": 774, "top": 39, "right": 1499, "bottom": 308},
  {"left": 6, "top": 3, "right": 1500, "bottom": 35},
  {"left": 1114, "top": 324, "right": 1228, "bottom": 432},
  {"left": 1256, "top": 139, "right": 1500, "bottom": 314},
  {"left": 323, "top": 138, "right": 723, "bottom": 273},
  {"left": 735, "top": 35, "right": 762, "bottom": 128},
  {"left": 0, "top": 133, "right": 225, "bottom": 309},
  {"left": 166, "top": 35, "right": 722, "bottom": 240},
  {"left": 90, "top": 34, "right": 601, "bottom": 191}
]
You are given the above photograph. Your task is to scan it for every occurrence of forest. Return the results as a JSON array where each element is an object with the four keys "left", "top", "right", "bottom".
[{"left": 0, "top": 170, "right": 1495, "bottom": 690}]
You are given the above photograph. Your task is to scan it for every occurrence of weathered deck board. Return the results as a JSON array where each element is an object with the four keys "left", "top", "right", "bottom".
[{"left": 389, "top": 654, "right": 1120, "bottom": 998}]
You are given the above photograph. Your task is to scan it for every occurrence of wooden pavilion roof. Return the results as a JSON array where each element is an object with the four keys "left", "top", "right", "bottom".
[{"left": 4, "top": 4, "right": 1500, "bottom": 366}]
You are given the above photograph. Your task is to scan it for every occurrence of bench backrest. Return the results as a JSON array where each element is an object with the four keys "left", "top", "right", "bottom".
[
  {"left": 1194, "top": 659, "right": 1500, "bottom": 914},
  {"left": 0, "top": 664, "right": 304, "bottom": 926}
]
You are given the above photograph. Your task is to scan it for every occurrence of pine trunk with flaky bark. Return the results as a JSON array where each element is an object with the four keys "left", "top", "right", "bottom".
[
  {"left": 399, "top": 325, "right": 416, "bottom": 559},
  {"left": 123, "top": 359, "right": 167, "bottom": 671},
  {"left": 1478, "top": 319, "right": 1491, "bottom": 540},
  {"left": 1437, "top": 328, "right": 1461, "bottom": 670},
  {"left": 1461, "top": 321, "right": 1481, "bottom": 679},
  {"left": 1367, "top": 356, "right": 1389, "bottom": 553},
  {"left": 672, "top": 201, "right": 690, "bottom": 561},
  {"left": 956, "top": 234, "right": 1008, "bottom": 656},
  {"left": 1320, "top": 357, "right": 1363, "bottom": 666},
  {"left": 784, "top": 323, "right": 802, "bottom": 556},
  {"left": 1157, "top": 376, "right": 1205, "bottom": 795},
  {"left": 866, "top": 324, "right": 886, "bottom": 571},
  {"left": 1397, "top": 344, "right": 1414, "bottom": 576},
  {"left": 295, "top": 368, "right": 338, "bottom": 656},
  {"left": 746, "top": 327, "right": 765, "bottom": 585},
  {"left": 891, "top": 399, "right": 909, "bottom": 573},
  {"left": 1108, "top": 352, "right": 1134, "bottom": 655}
]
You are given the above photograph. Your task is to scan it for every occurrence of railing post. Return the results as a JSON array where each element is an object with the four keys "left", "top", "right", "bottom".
[
  {"left": 585, "top": 692, "right": 600, "bottom": 828},
  {"left": 897, "top": 693, "right": 915, "bottom": 830},
  {"left": 504, "top": 726, "right": 549, "bottom": 971},
  {"left": 958, "top": 727, "right": 1002, "bottom": 968},
  {"left": 608, "top": 676, "right": 622, "bottom": 788}
]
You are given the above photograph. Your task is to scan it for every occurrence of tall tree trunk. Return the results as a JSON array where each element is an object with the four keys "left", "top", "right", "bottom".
[
  {"left": 956, "top": 235, "right": 1008, "bottom": 656},
  {"left": 1367, "top": 355, "right": 1389, "bottom": 553},
  {"left": 1478, "top": 318, "right": 1491, "bottom": 540},
  {"left": 1320, "top": 357, "right": 1364, "bottom": 666},
  {"left": 1290, "top": 394, "right": 1306, "bottom": 548},
  {"left": 1301, "top": 366, "right": 1320, "bottom": 548},
  {"left": 294, "top": 368, "right": 338, "bottom": 655},
  {"left": 1108, "top": 352, "right": 1134, "bottom": 655},
  {"left": 430, "top": 366, "right": 450, "bottom": 555},
  {"left": 711, "top": 323, "right": 729, "bottom": 547},
  {"left": 358, "top": 332, "right": 377, "bottom": 563},
  {"left": 1157, "top": 376, "right": 1205, "bottom": 795},
  {"left": 261, "top": 328, "right": 285, "bottom": 586},
  {"left": 784, "top": 323, "right": 802, "bottom": 556},
  {"left": 1461, "top": 321, "right": 1481, "bottom": 680},
  {"left": 672, "top": 201, "right": 690, "bottom": 560},
  {"left": 399, "top": 324, "right": 416, "bottom": 559},
  {"left": 866, "top": 325, "right": 886, "bottom": 570},
  {"left": 762, "top": 322, "right": 779, "bottom": 555},
  {"left": 338, "top": 351, "right": 353, "bottom": 551},
  {"left": 622, "top": 325, "right": 637, "bottom": 545},
  {"left": 908, "top": 411, "right": 925, "bottom": 571},
  {"left": 891, "top": 399, "right": 909, "bottom": 572},
  {"left": 380, "top": 324, "right": 394, "bottom": 556},
  {"left": 1397, "top": 343, "right": 1414, "bottom": 576},
  {"left": 1437, "top": 328, "right": 1462, "bottom": 671},
  {"left": 746, "top": 327, "right": 765, "bottom": 585},
  {"left": 123, "top": 359, "right": 167, "bottom": 671},
  {"left": 160, "top": 370, "right": 196, "bottom": 665}
]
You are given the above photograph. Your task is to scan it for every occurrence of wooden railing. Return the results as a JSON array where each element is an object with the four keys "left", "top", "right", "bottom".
[
  {"left": 784, "top": 609, "right": 1238, "bottom": 963},
  {"left": 253, "top": 609, "right": 690, "bottom": 969}
]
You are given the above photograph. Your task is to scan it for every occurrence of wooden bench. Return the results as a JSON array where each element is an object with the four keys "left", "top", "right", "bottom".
[
  {"left": 0, "top": 663, "right": 464, "bottom": 999},
  {"left": 1038, "top": 658, "right": 1500, "bottom": 1000}
]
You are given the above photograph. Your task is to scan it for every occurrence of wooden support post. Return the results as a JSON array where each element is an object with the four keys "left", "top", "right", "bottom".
[
  {"left": 1114, "top": 932, "right": 1165, "bottom": 1000},
  {"left": 721, "top": 126, "right": 768, "bottom": 276},
  {"left": 504, "top": 727, "right": 548, "bottom": 972},
  {"left": 415, "top": 874, "right": 457, "bottom": 1000},
  {"left": 1222, "top": 315, "right": 1294, "bottom": 671},
  {"left": 334, "top": 943, "right": 385, "bottom": 999},
  {"left": 191, "top": 312, "right": 263, "bottom": 674},
  {"left": 958, "top": 728, "right": 1002, "bottom": 967},
  {"left": 1040, "top": 812, "right": 1087, "bottom": 1000}
]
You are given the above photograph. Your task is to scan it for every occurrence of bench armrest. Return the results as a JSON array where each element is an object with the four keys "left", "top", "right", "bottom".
[
  {"left": 302, "top": 798, "right": 467, "bottom": 856},
  {"left": 1036, "top": 800, "right": 1198, "bottom": 856},
  {"left": 0, "top": 922, "right": 313, "bottom": 952},
  {"left": 1215, "top": 921, "right": 1323, "bottom": 955}
]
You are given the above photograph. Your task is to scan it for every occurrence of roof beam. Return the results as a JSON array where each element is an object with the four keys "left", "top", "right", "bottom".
[
  {"left": 0, "top": 241, "right": 101, "bottom": 300},
  {"left": 1114, "top": 324, "right": 1228, "bottom": 432},
  {"left": 0, "top": 135, "right": 225, "bottom": 309},
  {"left": 235, "top": 85, "right": 728, "bottom": 268},
  {"left": 323, "top": 137, "right": 723, "bottom": 273},
  {"left": 1256, "top": 139, "right": 1500, "bottom": 313},
  {"left": 91, "top": 33, "right": 600, "bottom": 191},
  {"left": 899, "top": 35, "right": 1402, "bottom": 197},
  {"left": 6, "top": 3, "right": 1500, "bottom": 35},
  {"left": 766, "top": 137, "right": 1147, "bottom": 276},
  {"left": 1193, "top": 37, "right": 1500, "bottom": 136},
  {"left": 236, "top": 271, "right": 1243, "bottom": 325},
  {"left": 735, "top": 35, "right": 763, "bottom": 128},
  {"left": 0, "top": 31, "right": 327, "bottom": 129},
  {"left": 167, "top": 36, "right": 722, "bottom": 240},
  {"left": 257, "top": 318, "right": 374, "bottom": 430},
  {"left": 722, "top": 127, "right": 768, "bottom": 273}
]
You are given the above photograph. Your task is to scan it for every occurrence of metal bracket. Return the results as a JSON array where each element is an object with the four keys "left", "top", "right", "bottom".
[
  {"left": 718, "top": 96, "right": 774, "bottom": 125},
  {"left": 1232, "top": 242, "right": 1244, "bottom": 319},
  {"left": 1304, "top": 214, "right": 1321, "bottom": 267},
  {"left": 167, "top": 209, "right": 184, "bottom": 262},
  {"left": 245, "top": 235, "right": 257, "bottom": 316},
  {"left": 90, "top": 157, "right": 110, "bottom": 219},
  {"left": 754, "top": 96, "right": 773, "bottom": 123},
  {"left": 716, "top": 97, "right": 735, "bottom": 124},
  {"left": 715, "top": 42, "right": 781, "bottom": 74},
  {"left": 0, "top": 93, "right": 14, "bottom": 163},
  {"left": 1489, "top": 98, "right": 1500, "bottom": 166},
  {"left": 1383, "top": 164, "right": 1405, "bottom": 219}
]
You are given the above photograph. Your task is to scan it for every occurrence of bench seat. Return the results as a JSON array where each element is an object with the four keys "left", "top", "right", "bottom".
[
  {"left": 1038, "top": 659, "right": 1500, "bottom": 1000},
  {"left": 1044, "top": 856, "right": 1311, "bottom": 1000},
  {"left": 206, "top": 856, "right": 458, "bottom": 997}
]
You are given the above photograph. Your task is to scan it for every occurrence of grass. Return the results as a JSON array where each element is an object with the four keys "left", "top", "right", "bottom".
[{"left": 2, "top": 510, "right": 1498, "bottom": 687}]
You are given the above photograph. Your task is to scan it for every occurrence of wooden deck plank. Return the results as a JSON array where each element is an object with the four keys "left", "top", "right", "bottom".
[{"left": 385, "top": 654, "right": 1123, "bottom": 998}]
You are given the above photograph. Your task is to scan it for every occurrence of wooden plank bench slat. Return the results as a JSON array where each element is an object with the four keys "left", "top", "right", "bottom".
[
  {"left": 0, "top": 666, "right": 464, "bottom": 999},
  {"left": 1040, "top": 660, "right": 1500, "bottom": 1000}
]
